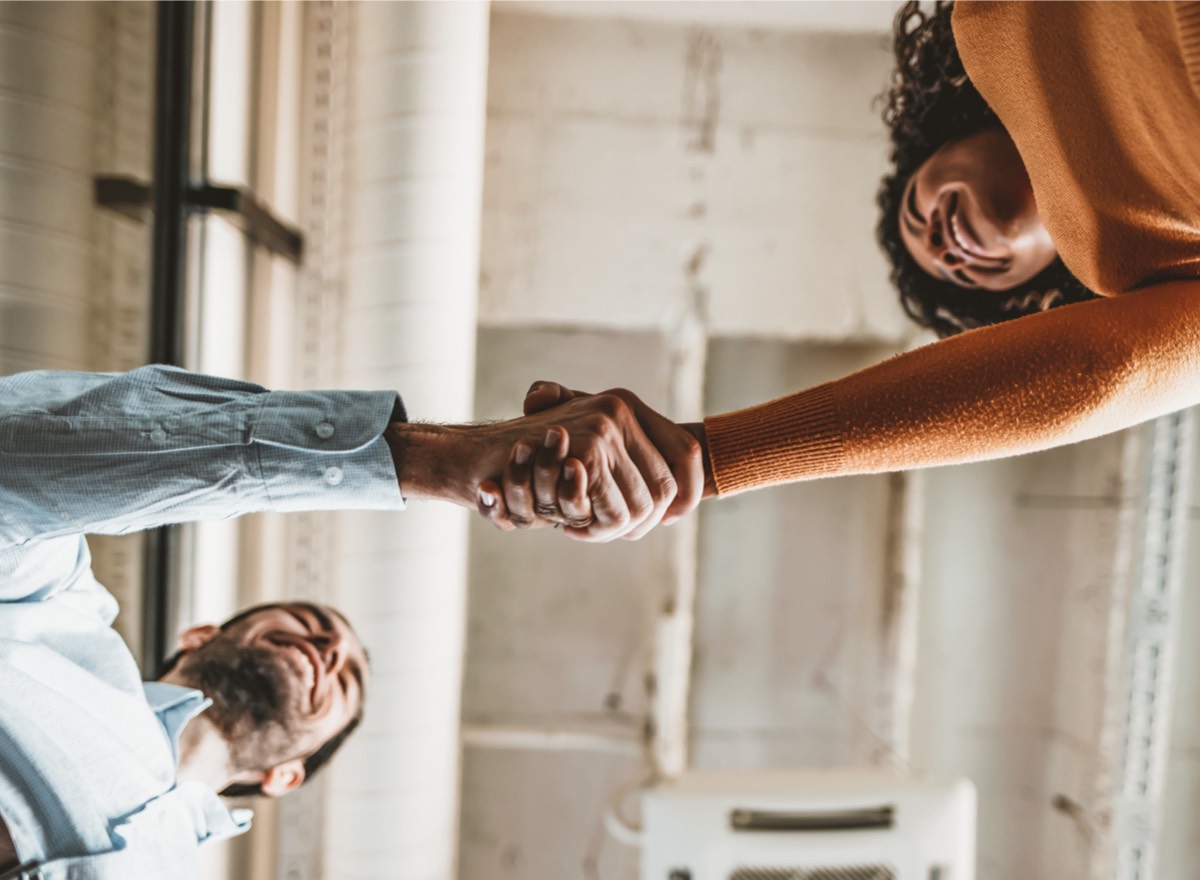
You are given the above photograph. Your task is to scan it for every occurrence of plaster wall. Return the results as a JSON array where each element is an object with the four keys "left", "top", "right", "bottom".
[
  {"left": 479, "top": 8, "right": 904, "bottom": 342},
  {"left": 463, "top": 6, "right": 1196, "bottom": 880}
]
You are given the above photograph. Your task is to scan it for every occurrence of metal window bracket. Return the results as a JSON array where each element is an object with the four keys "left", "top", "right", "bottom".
[{"left": 94, "top": 174, "right": 305, "bottom": 264}]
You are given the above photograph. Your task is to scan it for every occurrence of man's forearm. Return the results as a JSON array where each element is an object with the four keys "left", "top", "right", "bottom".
[{"left": 384, "top": 421, "right": 507, "bottom": 507}]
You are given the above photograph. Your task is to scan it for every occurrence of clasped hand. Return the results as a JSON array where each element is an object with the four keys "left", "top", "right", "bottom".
[{"left": 476, "top": 382, "right": 708, "bottom": 541}]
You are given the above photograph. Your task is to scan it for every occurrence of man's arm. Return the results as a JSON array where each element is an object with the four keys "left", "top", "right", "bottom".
[
  {"left": 0, "top": 365, "right": 680, "bottom": 553},
  {"left": 0, "top": 366, "right": 404, "bottom": 551}
]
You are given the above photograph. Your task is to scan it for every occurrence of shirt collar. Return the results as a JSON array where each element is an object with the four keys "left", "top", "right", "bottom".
[
  {"left": 140, "top": 681, "right": 253, "bottom": 842},
  {"left": 142, "top": 681, "right": 212, "bottom": 766}
]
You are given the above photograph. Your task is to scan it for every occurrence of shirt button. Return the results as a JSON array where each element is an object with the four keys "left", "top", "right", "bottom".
[
  {"left": 150, "top": 428, "right": 167, "bottom": 443},
  {"left": 315, "top": 421, "right": 335, "bottom": 440},
  {"left": 323, "top": 466, "right": 343, "bottom": 486}
]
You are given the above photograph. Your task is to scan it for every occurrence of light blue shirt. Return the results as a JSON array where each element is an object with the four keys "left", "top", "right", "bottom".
[{"left": 0, "top": 366, "right": 404, "bottom": 879}]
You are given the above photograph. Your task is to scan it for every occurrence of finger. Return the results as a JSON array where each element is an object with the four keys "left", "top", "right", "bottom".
[
  {"left": 659, "top": 432, "right": 704, "bottom": 525},
  {"left": 617, "top": 451, "right": 675, "bottom": 541},
  {"left": 557, "top": 459, "right": 593, "bottom": 530},
  {"left": 612, "top": 425, "right": 676, "bottom": 541},
  {"left": 576, "top": 447, "right": 653, "bottom": 542},
  {"left": 605, "top": 389, "right": 701, "bottom": 528},
  {"left": 502, "top": 442, "right": 537, "bottom": 528},
  {"left": 476, "top": 479, "right": 516, "bottom": 531},
  {"left": 533, "top": 427, "right": 570, "bottom": 520}
]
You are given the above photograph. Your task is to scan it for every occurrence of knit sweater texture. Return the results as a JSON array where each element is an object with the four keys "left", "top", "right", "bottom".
[{"left": 704, "top": 1, "right": 1200, "bottom": 495}]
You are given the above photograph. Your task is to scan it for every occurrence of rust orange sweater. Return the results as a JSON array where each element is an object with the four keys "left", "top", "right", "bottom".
[{"left": 704, "top": 1, "right": 1200, "bottom": 495}]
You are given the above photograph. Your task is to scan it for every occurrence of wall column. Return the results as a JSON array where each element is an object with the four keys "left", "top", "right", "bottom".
[{"left": 326, "top": 4, "right": 490, "bottom": 879}]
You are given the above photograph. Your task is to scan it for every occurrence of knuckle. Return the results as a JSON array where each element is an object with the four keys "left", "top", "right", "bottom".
[
  {"left": 655, "top": 474, "right": 678, "bottom": 501},
  {"left": 592, "top": 393, "right": 630, "bottom": 421},
  {"left": 508, "top": 513, "right": 535, "bottom": 529},
  {"left": 534, "top": 502, "right": 560, "bottom": 519},
  {"left": 601, "top": 387, "right": 637, "bottom": 406},
  {"left": 629, "top": 487, "right": 654, "bottom": 515},
  {"left": 579, "top": 451, "right": 604, "bottom": 476}
]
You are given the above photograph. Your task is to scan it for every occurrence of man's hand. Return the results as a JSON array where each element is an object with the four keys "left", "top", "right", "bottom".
[
  {"left": 385, "top": 393, "right": 681, "bottom": 542},
  {"left": 475, "top": 382, "right": 713, "bottom": 540}
]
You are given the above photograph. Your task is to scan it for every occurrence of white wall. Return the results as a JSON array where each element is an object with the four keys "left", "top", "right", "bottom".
[
  {"left": 463, "top": 5, "right": 1200, "bottom": 880},
  {"left": 480, "top": 8, "right": 906, "bottom": 343}
]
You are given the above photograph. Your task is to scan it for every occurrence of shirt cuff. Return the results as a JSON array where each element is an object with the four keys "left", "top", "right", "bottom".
[{"left": 250, "top": 389, "right": 407, "bottom": 512}]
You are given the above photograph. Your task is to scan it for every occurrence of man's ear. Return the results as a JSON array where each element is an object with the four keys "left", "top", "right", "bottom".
[
  {"left": 176, "top": 623, "right": 221, "bottom": 653},
  {"left": 259, "top": 759, "right": 306, "bottom": 797}
]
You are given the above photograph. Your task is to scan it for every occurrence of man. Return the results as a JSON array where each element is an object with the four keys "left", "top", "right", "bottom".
[{"left": 0, "top": 365, "right": 687, "bottom": 879}]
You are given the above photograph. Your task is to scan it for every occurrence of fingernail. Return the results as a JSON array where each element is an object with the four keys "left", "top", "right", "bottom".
[
  {"left": 479, "top": 491, "right": 495, "bottom": 508},
  {"left": 514, "top": 445, "right": 531, "bottom": 465},
  {"left": 544, "top": 429, "right": 558, "bottom": 449},
  {"left": 564, "top": 462, "right": 576, "bottom": 482}
]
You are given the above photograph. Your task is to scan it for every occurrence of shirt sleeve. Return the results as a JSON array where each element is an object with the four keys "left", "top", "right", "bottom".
[{"left": 0, "top": 365, "right": 406, "bottom": 553}]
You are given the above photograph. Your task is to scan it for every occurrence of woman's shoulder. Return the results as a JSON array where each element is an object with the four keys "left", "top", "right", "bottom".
[{"left": 953, "top": 1, "right": 1200, "bottom": 295}]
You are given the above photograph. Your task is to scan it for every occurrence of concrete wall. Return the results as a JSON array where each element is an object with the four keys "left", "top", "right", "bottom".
[
  {"left": 479, "top": 8, "right": 906, "bottom": 343},
  {"left": 462, "top": 5, "right": 1200, "bottom": 880}
]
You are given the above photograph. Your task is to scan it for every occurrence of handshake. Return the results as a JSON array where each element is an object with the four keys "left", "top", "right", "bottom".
[{"left": 385, "top": 381, "right": 715, "bottom": 541}]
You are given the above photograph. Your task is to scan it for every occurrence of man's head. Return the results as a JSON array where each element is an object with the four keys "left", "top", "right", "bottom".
[{"left": 159, "top": 601, "right": 369, "bottom": 798}]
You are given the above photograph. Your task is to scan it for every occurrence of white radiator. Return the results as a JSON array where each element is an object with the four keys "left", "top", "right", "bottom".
[{"left": 641, "top": 770, "right": 975, "bottom": 880}]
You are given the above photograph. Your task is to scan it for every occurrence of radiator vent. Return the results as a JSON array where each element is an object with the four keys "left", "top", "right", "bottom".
[{"left": 731, "top": 867, "right": 896, "bottom": 880}]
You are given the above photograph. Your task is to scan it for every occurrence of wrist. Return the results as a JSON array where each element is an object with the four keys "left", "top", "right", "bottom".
[
  {"left": 681, "top": 421, "right": 717, "bottom": 498},
  {"left": 385, "top": 421, "right": 505, "bottom": 507}
]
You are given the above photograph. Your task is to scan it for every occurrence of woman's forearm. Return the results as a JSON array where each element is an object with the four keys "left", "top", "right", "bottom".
[{"left": 704, "top": 280, "right": 1200, "bottom": 495}]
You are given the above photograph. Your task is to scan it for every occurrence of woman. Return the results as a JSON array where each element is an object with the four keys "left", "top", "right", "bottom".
[
  {"left": 479, "top": 1, "right": 1200, "bottom": 540},
  {"left": 875, "top": 1, "right": 1098, "bottom": 337}
]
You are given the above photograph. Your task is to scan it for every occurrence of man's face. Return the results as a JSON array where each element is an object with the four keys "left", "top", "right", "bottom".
[{"left": 176, "top": 602, "right": 369, "bottom": 774}]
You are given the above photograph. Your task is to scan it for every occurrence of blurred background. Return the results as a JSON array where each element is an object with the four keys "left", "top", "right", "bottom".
[{"left": 3, "top": 1, "right": 1199, "bottom": 878}]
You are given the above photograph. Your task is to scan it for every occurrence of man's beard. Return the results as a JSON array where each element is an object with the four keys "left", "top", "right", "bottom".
[{"left": 183, "top": 636, "right": 304, "bottom": 772}]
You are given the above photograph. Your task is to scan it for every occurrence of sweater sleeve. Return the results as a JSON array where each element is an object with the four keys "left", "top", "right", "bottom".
[
  {"left": 705, "top": 281, "right": 1200, "bottom": 495},
  {"left": 705, "top": 3, "right": 1200, "bottom": 496}
]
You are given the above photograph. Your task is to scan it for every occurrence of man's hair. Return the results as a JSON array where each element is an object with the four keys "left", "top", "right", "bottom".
[
  {"left": 156, "top": 601, "right": 365, "bottom": 799},
  {"left": 875, "top": 0, "right": 1099, "bottom": 337}
]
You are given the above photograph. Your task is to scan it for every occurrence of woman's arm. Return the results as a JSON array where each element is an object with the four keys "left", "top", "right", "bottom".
[
  {"left": 705, "top": 280, "right": 1200, "bottom": 493},
  {"left": 490, "top": 281, "right": 1200, "bottom": 536}
]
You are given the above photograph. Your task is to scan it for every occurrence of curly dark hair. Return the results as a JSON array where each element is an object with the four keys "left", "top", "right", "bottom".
[{"left": 876, "top": 0, "right": 1098, "bottom": 337}]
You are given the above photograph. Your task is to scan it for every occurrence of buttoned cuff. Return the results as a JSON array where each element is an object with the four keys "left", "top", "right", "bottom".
[{"left": 250, "top": 390, "right": 406, "bottom": 512}]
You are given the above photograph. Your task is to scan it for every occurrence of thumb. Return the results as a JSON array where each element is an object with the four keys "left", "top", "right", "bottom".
[{"left": 523, "top": 380, "right": 579, "bottom": 415}]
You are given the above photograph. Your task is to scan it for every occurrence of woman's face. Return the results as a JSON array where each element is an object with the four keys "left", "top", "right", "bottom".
[{"left": 899, "top": 126, "right": 1057, "bottom": 291}]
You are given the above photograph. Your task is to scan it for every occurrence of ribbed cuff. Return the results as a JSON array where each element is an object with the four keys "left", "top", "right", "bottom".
[
  {"left": 703, "top": 384, "right": 844, "bottom": 496},
  {"left": 1176, "top": 2, "right": 1200, "bottom": 97}
]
